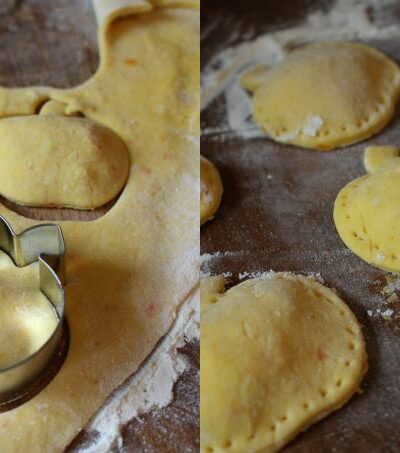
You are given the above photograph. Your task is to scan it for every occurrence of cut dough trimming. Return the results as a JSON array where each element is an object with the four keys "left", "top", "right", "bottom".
[{"left": 0, "top": 0, "right": 199, "bottom": 451}]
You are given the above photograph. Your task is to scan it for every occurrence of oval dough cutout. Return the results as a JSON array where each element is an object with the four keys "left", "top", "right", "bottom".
[
  {"left": 248, "top": 42, "right": 400, "bottom": 151},
  {"left": 201, "top": 155, "right": 223, "bottom": 225},
  {"left": 201, "top": 273, "right": 367, "bottom": 453},
  {"left": 334, "top": 156, "right": 400, "bottom": 272},
  {"left": 0, "top": 115, "right": 130, "bottom": 209}
]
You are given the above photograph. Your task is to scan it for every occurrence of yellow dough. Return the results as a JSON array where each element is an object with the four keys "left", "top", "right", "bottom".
[
  {"left": 200, "top": 155, "right": 223, "bottom": 225},
  {"left": 0, "top": 116, "right": 130, "bottom": 209},
  {"left": 201, "top": 273, "right": 367, "bottom": 453},
  {"left": 239, "top": 64, "right": 270, "bottom": 93},
  {"left": 334, "top": 155, "right": 400, "bottom": 272},
  {"left": 0, "top": 87, "right": 48, "bottom": 118},
  {"left": 0, "top": 0, "right": 199, "bottom": 451},
  {"left": 39, "top": 100, "right": 77, "bottom": 116},
  {"left": 200, "top": 275, "right": 225, "bottom": 309},
  {"left": 246, "top": 42, "right": 400, "bottom": 150},
  {"left": 0, "top": 251, "right": 57, "bottom": 370},
  {"left": 363, "top": 145, "right": 399, "bottom": 173}
]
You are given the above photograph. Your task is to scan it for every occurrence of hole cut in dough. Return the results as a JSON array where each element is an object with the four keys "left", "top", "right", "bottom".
[
  {"left": 0, "top": 115, "right": 130, "bottom": 210},
  {"left": 201, "top": 155, "right": 223, "bottom": 225},
  {"left": 201, "top": 273, "right": 367, "bottom": 453},
  {"left": 243, "top": 42, "right": 400, "bottom": 151},
  {"left": 334, "top": 150, "right": 400, "bottom": 272}
]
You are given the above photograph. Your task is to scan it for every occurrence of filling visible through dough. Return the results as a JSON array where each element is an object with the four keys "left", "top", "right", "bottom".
[
  {"left": 201, "top": 273, "right": 367, "bottom": 453},
  {"left": 242, "top": 42, "right": 400, "bottom": 151}
]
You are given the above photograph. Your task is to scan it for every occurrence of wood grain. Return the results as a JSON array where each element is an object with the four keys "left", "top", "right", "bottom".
[
  {"left": 201, "top": 1, "right": 400, "bottom": 452},
  {"left": 0, "top": 1, "right": 199, "bottom": 451}
]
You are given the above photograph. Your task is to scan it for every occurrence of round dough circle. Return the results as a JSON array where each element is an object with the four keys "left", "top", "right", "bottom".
[
  {"left": 334, "top": 160, "right": 400, "bottom": 272},
  {"left": 201, "top": 273, "right": 367, "bottom": 453},
  {"left": 201, "top": 155, "right": 223, "bottom": 225},
  {"left": 251, "top": 42, "right": 400, "bottom": 151}
]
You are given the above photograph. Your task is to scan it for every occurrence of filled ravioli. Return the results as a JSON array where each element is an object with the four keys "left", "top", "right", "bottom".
[
  {"left": 242, "top": 42, "right": 400, "bottom": 150},
  {"left": 335, "top": 148, "right": 400, "bottom": 272},
  {"left": 201, "top": 273, "right": 367, "bottom": 453}
]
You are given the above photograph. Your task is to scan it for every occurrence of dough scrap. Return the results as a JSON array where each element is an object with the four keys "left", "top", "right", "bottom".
[
  {"left": 0, "top": 116, "right": 130, "bottom": 209},
  {"left": 0, "top": 1, "right": 199, "bottom": 451},
  {"left": 201, "top": 273, "right": 367, "bottom": 453},
  {"left": 334, "top": 156, "right": 400, "bottom": 272},
  {"left": 247, "top": 42, "right": 400, "bottom": 150},
  {"left": 0, "top": 251, "right": 57, "bottom": 370},
  {"left": 200, "top": 155, "right": 223, "bottom": 225},
  {"left": 363, "top": 145, "right": 399, "bottom": 173}
]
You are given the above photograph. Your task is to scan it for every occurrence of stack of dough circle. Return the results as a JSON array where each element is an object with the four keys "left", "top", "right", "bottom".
[
  {"left": 201, "top": 273, "right": 367, "bottom": 453},
  {"left": 247, "top": 42, "right": 400, "bottom": 150},
  {"left": 334, "top": 152, "right": 400, "bottom": 272},
  {"left": 201, "top": 155, "right": 223, "bottom": 225}
]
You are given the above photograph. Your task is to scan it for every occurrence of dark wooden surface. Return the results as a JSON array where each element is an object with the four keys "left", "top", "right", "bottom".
[
  {"left": 201, "top": 1, "right": 400, "bottom": 452},
  {"left": 0, "top": 1, "right": 199, "bottom": 452}
]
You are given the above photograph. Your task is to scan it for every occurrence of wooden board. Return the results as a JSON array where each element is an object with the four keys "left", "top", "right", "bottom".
[
  {"left": 201, "top": 1, "right": 400, "bottom": 451},
  {"left": 0, "top": 1, "right": 199, "bottom": 451}
]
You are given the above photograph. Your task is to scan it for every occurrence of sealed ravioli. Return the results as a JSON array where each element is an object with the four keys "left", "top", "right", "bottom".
[
  {"left": 201, "top": 155, "right": 223, "bottom": 225},
  {"left": 334, "top": 157, "right": 400, "bottom": 272},
  {"left": 201, "top": 273, "right": 367, "bottom": 453},
  {"left": 0, "top": 116, "right": 130, "bottom": 209},
  {"left": 244, "top": 42, "right": 400, "bottom": 150}
]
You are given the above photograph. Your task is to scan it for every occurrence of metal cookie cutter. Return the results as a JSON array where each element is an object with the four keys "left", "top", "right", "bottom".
[{"left": 0, "top": 215, "right": 66, "bottom": 407}]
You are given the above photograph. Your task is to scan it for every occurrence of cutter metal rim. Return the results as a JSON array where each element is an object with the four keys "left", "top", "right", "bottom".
[{"left": 0, "top": 215, "right": 66, "bottom": 401}]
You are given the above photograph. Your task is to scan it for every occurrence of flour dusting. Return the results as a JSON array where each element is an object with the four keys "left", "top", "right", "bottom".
[
  {"left": 367, "top": 274, "right": 400, "bottom": 321},
  {"left": 80, "top": 290, "right": 199, "bottom": 452}
]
